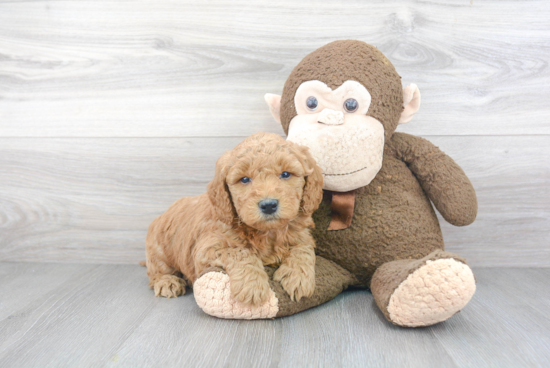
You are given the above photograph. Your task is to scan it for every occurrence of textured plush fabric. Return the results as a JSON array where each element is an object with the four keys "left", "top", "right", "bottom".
[
  {"left": 284, "top": 41, "right": 477, "bottom": 321},
  {"left": 194, "top": 270, "right": 279, "bottom": 319},
  {"left": 387, "top": 259, "right": 476, "bottom": 327},
  {"left": 270, "top": 256, "right": 354, "bottom": 317},
  {"left": 311, "top": 131, "right": 477, "bottom": 288},
  {"left": 387, "top": 133, "right": 478, "bottom": 226},
  {"left": 280, "top": 40, "right": 403, "bottom": 142},
  {"left": 194, "top": 257, "right": 353, "bottom": 318},
  {"left": 370, "top": 250, "right": 475, "bottom": 327},
  {"left": 327, "top": 190, "right": 355, "bottom": 230},
  {"left": 194, "top": 40, "right": 478, "bottom": 326},
  {"left": 312, "top": 141, "right": 441, "bottom": 287}
]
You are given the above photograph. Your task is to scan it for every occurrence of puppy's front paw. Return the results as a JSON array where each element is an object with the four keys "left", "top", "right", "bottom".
[
  {"left": 194, "top": 271, "right": 279, "bottom": 319},
  {"left": 230, "top": 269, "right": 271, "bottom": 306},
  {"left": 273, "top": 264, "right": 315, "bottom": 302},
  {"left": 151, "top": 274, "right": 186, "bottom": 298}
]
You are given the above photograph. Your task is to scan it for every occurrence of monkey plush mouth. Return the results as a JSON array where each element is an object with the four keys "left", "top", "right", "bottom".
[
  {"left": 286, "top": 117, "right": 384, "bottom": 192},
  {"left": 323, "top": 165, "right": 368, "bottom": 177}
]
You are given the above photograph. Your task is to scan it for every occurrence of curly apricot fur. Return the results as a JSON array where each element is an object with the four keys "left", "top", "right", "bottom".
[{"left": 145, "top": 132, "right": 323, "bottom": 305}]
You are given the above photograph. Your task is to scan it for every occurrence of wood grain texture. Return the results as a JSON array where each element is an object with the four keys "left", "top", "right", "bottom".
[
  {"left": 0, "top": 263, "right": 549, "bottom": 367},
  {"left": 0, "top": 0, "right": 548, "bottom": 267},
  {"left": 0, "top": 136, "right": 548, "bottom": 266},
  {"left": 0, "top": 0, "right": 549, "bottom": 137},
  {"left": 0, "top": 262, "right": 96, "bottom": 321}
]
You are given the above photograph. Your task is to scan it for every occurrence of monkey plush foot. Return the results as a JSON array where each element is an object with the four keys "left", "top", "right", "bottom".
[
  {"left": 194, "top": 257, "right": 353, "bottom": 319},
  {"left": 371, "top": 250, "right": 476, "bottom": 327}
]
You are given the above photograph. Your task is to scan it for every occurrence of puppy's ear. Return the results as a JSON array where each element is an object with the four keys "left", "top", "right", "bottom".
[
  {"left": 207, "top": 151, "right": 236, "bottom": 225},
  {"left": 296, "top": 145, "right": 324, "bottom": 217}
]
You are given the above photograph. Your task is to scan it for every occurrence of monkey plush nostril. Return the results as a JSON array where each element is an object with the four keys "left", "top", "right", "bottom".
[{"left": 259, "top": 199, "right": 279, "bottom": 215}]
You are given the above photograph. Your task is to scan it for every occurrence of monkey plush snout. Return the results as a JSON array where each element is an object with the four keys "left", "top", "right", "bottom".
[{"left": 317, "top": 109, "right": 344, "bottom": 125}]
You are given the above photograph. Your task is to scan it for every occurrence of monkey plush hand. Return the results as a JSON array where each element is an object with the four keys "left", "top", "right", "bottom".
[{"left": 193, "top": 40, "right": 478, "bottom": 327}]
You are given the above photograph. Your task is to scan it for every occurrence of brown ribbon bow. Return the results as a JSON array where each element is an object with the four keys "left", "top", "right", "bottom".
[{"left": 327, "top": 190, "right": 356, "bottom": 230}]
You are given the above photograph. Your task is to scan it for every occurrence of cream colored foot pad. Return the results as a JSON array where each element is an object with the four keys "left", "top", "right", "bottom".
[
  {"left": 388, "top": 259, "right": 476, "bottom": 327},
  {"left": 194, "top": 272, "right": 279, "bottom": 319}
]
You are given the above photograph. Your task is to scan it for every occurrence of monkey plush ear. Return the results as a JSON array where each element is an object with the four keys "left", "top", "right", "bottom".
[
  {"left": 264, "top": 93, "right": 282, "bottom": 125},
  {"left": 398, "top": 84, "right": 421, "bottom": 125}
]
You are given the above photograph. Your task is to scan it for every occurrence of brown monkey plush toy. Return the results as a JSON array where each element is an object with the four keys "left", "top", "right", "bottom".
[{"left": 193, "top": 40, "right": 478, "bottom": 327}]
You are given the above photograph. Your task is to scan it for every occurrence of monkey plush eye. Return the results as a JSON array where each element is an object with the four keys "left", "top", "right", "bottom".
[
  {"left": 344, "top": 98, "right": 359, "bottom": 113},
  {"left": 306, "top": 96, "right": 318, "bottom": 111},
  {"left": 280, "top": 172, "right": 291, "bottom": 179},
  {"left": 240, "top": 177, "right": 251, "bottom": 184}
]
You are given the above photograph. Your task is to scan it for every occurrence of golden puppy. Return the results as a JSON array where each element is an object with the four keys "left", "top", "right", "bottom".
[{"left": 145, "top": 132, "right": 323, "bottom": 305}]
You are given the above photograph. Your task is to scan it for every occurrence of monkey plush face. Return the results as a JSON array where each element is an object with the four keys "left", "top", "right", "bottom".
[
  {"left": 285, "top": 80, "right": 385, "bottom": 191},
  {"left": 265, "top": 40, "right": 421, "bottom": 192}
]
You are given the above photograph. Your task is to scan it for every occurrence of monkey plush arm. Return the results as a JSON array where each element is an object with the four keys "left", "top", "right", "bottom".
[{"left": 388, "top": 132, "right": 477, "bottom": 226}]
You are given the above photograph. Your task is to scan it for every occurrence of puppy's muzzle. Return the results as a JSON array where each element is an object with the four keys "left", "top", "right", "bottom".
[{"left": 258, "top": 199, "right": 278, "bottom": 215}]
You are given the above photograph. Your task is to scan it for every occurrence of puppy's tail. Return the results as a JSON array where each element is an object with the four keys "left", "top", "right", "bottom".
[{"left": 139, "top": 260, "right": 147, "bottom": 267}]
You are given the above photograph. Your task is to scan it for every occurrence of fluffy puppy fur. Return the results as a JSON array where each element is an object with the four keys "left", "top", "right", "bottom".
[{"left": 145, "top": 132, "right": 324, "bottom": 305}]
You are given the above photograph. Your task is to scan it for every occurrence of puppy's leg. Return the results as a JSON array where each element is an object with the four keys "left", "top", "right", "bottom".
[
  {"left": 194, "top": 266, "right": 279, "bottom": 319},
  {"left": 227, "top": 255, "right": 272, "bottom": 306},
  {"left": 195, "top": 256, "right": 355, "bottom": 319},
  {"left": 146, "top": 239, "right": 186, "bottom": 298},
  {"left": 273, "top": 231, "right": 316, "bottom": 302},
  {"left": 195, "top": 242, "right": 271, "bottom": 306}
]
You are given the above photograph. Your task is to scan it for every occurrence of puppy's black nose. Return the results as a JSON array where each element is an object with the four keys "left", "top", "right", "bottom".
[{"left": 259, "top": 199, "right": 278, "bottom": 215}]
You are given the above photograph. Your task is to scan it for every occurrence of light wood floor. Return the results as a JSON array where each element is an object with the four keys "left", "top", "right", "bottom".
[{"left": 1, "top": 263, "right": 548, "bottom": 367}]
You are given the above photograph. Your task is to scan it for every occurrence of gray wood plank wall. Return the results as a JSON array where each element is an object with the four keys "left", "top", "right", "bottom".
[{"left": 1, "top": 0, "right": 549, "bottom": 266}]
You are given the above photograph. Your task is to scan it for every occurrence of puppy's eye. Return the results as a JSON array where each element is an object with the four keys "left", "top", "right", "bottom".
[
  {"left": 240, "top": 177, "right": 251, "bottom": 184},
  {"left": 306, "top": 96, "right": 318, "bottom": 111},
  {"left": 280, "top": 172, "right": 291, "bottom": 179},
  {"left": 344, "top": 98, "right": 358, "bottom": 113}
]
